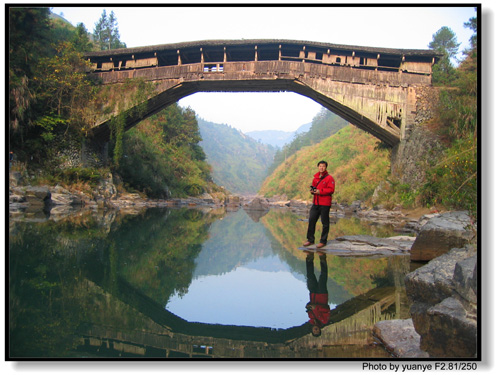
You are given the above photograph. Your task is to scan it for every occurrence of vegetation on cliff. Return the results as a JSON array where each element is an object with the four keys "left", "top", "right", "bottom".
[
  {"left": 420, "top": 15, "right": 477, "bottom": 219},
  {"left": 117, "top": 105, "right": 218, "bottom": 198},
  {"left": 9, "top": 8, "right": 96, "bottom": 163}
]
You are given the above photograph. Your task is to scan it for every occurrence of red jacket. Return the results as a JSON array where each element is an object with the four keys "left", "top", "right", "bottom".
[
  {"left": 307, "top": 293, "right": 330, "bottom": 325},
  {"left": 311, "top": 171, "right": 335, "bottom": 206}
]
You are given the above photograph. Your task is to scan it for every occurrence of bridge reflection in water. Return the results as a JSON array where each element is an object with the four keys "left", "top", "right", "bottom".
[{"left": 77, "top": 266, "right": 406, "bottom": 358}]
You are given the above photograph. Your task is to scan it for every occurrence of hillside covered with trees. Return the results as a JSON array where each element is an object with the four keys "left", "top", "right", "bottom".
[
  {"left": 259, "top": 125, "right": 391, "bottom": 204},
  {"left": 117, "top": 105, "right": 219, "bottom": 198},
  {"left": 418, "top": 22, "right": 478, "bottom": 218},
  {"left": 8, "top": 8, "right": 218, "bottom": 199},
  {"left": 266, "top": 109, "right": 348, "bottom": 175}
]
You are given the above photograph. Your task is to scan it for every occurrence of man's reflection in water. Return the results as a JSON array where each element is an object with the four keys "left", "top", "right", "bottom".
[{"left": 305, "top": 251, "right": 330, "bottom": 337}]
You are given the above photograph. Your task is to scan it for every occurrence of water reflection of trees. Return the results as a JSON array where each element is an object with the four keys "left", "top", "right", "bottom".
[
  {"left": 8, "top": 207, "right": 221, "bottom": 358},
  {"left": 111, "top": 208, "right": 223, "bottom": 305},
  {"left": 9, "top": 214, "right": 111, "bottom": 357},
  {"left": 193, "top": 209, "right": 275, "bottom": 277},
  {"left": 260, "top": 209, "right": 410, "bottom": 296}
]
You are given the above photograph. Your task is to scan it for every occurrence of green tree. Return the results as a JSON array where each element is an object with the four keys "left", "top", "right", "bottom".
[
  {"left": 422, "top": 13, "right": 477, "bottom": 219},
  {"left": 429, "top": 26, "right": 460, "bottom": 85},
  {"left": 33, "top": 42, "right": 96, "bottom": 136},
  {"left": 108, "top": 11, "right": 125, "bottom": 49},
  {"left": 9, "top": 7, "right": 53, "bottom": 144},
  {"left": 71, "top": 23, "right": 93, "bottom": 52},
  {"left": 464, "top": 14, "right": 477, "bottom": 49},
  {"left": 117, "top": 104, "right": 213, "bottom": 198},
  {"left": 435, "top": 14, "right": 477, "bottom": 141},
  {"left": 9, "top": 7, "right": 53, "bottom": 78},
  {"left": 93, "top": 10, "right": 126, "bottom": 50}
]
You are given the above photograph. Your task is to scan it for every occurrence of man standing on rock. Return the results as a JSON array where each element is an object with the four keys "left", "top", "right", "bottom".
[{"left": 303, "top": 161, "right": 335, "bottom": 249}]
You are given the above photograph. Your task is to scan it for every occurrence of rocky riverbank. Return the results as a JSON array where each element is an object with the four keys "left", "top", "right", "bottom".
[
  {"left": 373, "top": 212, "right": 477, "bottom": 359},
  {"left": 9, "top": 171, "right": 227, "bottom": 221},
  {"left": 9, "top": 177, "right": 429, "bottom": 231}
]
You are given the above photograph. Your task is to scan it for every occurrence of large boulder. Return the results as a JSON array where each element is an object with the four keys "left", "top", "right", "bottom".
[
  {"left": 24, "top": 186, "right": 51, "bottom": 207},
  {"left": 96, "top": 172, "right": 117, "bottom": 200},
  {"left": 410, "top": 211, "right": 475, "bottom": 261},
  {"left": 49, "top": 185, "right": 84, "bottom": 206},
  {"left": 9, "top": 171, "right": 24, "bottom": 187},
  {"left": 243, "top": 197, "right": 270, "bottom": 211},
  {"left": 286, "top": 199, "right": 309, "bottom": 212},
  {"left": 224, "top": 195, "right": 241, "bottom": 207},
  {"left": 404, "top": 246, "right": 477, "bottom": 358},
  {"left": 425, "top": 297, "right": 477, "bottom": 358}
]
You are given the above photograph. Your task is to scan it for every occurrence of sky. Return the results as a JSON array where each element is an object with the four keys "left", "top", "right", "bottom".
[{"left": 49, "top": 3, "right": 479, "bottom": 134}]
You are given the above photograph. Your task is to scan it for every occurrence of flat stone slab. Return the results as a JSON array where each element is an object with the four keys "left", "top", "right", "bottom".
[
  {"left": 373, "top": 319, "right": 429, "bottom": 358},
  {"left": 299, "top": 235, "right": 415, "bottom": 257}
]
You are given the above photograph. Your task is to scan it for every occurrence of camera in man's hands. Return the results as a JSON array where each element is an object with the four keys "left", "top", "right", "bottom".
[{"left": 310, "top": 186, "right": 317, "bottom": 192}]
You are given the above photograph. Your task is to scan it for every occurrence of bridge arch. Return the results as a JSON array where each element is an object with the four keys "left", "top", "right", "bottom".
[
  {"left": 85, "top": 39, "right": 440, "bottom": 147},
  {"left": 79, "top": 275, "right": 405, "bottom": 358}
]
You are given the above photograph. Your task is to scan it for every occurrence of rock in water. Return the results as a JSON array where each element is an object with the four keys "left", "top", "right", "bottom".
[
  {"left": 405, "top": 246, "right": 477, "bottom": 358},
  {"left": 410, "top": 211, "right": 475, "bottom": 261},
  {"left": 373, "top": 319, "right": 429, "bottom": 358},
  {"left": 244, "top": 197, "right": 270, "bottom": 211}
]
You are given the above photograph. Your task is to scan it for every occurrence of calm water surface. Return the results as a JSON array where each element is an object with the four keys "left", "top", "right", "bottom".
[{"left": 9, "top": 206, "right": 413, "bottom": 359}]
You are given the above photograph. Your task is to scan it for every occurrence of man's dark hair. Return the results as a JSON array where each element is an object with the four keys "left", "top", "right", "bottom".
[
  {"left": 317, "top": 160, "right": 328, "bottom": 168},
  {"left": 311, "top": 324, "right": 322, "bottom": 337}
]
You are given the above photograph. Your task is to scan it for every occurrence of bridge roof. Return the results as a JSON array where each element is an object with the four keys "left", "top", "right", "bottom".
[{"left": 84, "top": 39, "right": 441, "bottom": 59}]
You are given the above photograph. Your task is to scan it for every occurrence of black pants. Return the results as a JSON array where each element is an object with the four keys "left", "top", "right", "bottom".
[
  {"left": 306, "top": 256, "right": 328, "bottom": 294},
  {"left": 306, "top": 205, "right": 331, "bottom": 244}
]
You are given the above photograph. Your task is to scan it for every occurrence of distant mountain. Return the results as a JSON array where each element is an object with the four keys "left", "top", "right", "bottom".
[
  {"left": 198, "top": 118, "right": 277, "bottom": 195},
  {"left": 245, "top": 122, "right": 311, "bottom": 148}
]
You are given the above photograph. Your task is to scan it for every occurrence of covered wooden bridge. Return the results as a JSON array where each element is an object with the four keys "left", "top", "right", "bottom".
[{"left": 84, "top": 39, "right": 440, "bottom": 147}]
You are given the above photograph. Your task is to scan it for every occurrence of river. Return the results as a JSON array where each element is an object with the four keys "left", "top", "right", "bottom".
[{"left": 9, "top": 206, "right": 415, "bottom": 359}]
